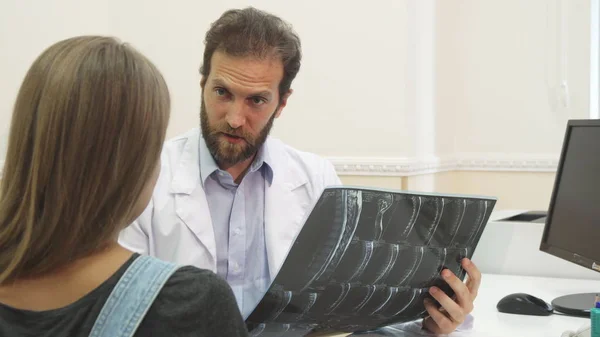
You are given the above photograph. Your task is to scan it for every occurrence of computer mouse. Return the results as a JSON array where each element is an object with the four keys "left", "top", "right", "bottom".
[{"left": 496, "top": 293, "right": 554, "bottom": 316}]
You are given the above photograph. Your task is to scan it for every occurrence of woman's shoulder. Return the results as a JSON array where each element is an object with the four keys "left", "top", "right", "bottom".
[
  {"left": 164, "top": 265, "right": 224, "bottom": 291},
  {"left": 135, "top": 265, "right": 249, "bottom": 337},
  {"left": 162, "top": 265, "right": 237, "bottom": 301},
  {"left": 156, "top": 265, "right": 237, "bottom": 312}
]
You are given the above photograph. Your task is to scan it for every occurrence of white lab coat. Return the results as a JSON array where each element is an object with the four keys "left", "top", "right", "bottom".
[{"left": 118, "top": 128, "right": 341, "bottom": 281}]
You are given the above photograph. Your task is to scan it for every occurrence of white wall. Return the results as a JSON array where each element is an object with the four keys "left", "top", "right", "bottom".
[
  {"left": 437, "top": 0, "right": 591, "bottom": 156},
  {"left": 0, "top": 0, "right": 411, "bottom": 163},
  {"left": 592, "top": 0, "right": 600, "bottom": 119},
  {"left": 0, "top": 0, "right": 110, "bottom": 165},
  {"left": 0, "top": 0, "right": 594, "bottom": 185}
]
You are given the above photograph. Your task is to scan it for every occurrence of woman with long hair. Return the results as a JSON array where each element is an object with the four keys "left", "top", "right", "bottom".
[{"left": 0, "top": 36, "right": 248, "bottom": 337}]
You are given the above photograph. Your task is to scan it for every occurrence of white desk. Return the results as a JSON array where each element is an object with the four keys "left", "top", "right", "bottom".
[
  {"left": 316, "top": 273, "right": 598, "bottom": 337},
  {"left": 466, "top": 273, "right": 596, "bottom": 337}
]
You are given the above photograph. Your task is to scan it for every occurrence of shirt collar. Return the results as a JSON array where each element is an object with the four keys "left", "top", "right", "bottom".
[{"left": 199, "top": 136, "right": 274, "bottom": 185}]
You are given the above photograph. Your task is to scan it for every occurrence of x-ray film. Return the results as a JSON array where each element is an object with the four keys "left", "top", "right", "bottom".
[{"left": 246, "top": 186, "right": 496, "bottom": 336}]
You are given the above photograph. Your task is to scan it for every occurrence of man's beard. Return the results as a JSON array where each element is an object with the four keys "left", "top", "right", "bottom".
[{"left": 200, "top": 98, "right": 276, "bottom": 168}]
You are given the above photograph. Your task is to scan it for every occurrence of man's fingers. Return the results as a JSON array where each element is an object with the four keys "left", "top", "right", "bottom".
[
  {"left": 421, "top": 260, "right": 480, "bottom": 334},
  {"left": 423, "top": 298, "right": 456, "bottom": 335},
  {"left": 462, "top": 258, "right": 481, "bottom": 298},
  {"left": 441, "top": 269, "right": 472, "bottom": 311},
  {"left": 429, "top": 286, "right": 466, "bottom": 324}
]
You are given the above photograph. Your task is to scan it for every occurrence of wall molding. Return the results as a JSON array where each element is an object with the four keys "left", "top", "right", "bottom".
[
  {"left": 329, "top": 153, "right": 559, "bottom": 176},
  {"left": 0, "top": 154, "right": 560, "bottom": 180}
]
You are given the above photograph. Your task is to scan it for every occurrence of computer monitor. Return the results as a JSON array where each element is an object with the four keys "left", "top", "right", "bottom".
[{"left": 540, "top": 119, "right": 600, "bottom": 317}]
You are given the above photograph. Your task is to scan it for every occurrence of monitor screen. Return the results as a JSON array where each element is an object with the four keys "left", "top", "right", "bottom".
[{"left": 540, "top": 120, "right": 600, "bottom": 272}]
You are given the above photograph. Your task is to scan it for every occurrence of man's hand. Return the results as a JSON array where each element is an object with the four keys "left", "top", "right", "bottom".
[{"left": 422, "top": 258, "right": 481, "bottom": 335}]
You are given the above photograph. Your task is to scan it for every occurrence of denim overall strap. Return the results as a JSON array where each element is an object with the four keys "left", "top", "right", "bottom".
[{"left": 89, "top": 255, "right": 179, "bottom": 337}]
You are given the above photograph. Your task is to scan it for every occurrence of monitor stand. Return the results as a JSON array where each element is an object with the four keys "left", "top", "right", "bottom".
[{"left": 552, "top": 293, "right": 599, "bottom": 317}]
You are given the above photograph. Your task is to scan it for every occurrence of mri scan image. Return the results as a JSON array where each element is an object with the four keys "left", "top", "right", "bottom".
[{"left": 246, "top": 187, "right": 496, "bottom": 336}]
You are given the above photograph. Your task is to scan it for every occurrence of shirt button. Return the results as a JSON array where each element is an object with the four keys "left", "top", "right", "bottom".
[{"left": 233, "top": 228, "right": 241, "bottom": 236}]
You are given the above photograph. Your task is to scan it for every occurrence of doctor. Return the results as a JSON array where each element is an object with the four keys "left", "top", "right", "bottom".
[{"left": 119, "top": 7, "right": 481, "bottom": 335}]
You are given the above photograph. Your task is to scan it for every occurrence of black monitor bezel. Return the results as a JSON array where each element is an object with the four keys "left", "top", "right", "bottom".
[{"left": 540, "top": 119, "right": 600, "bottom": 274}]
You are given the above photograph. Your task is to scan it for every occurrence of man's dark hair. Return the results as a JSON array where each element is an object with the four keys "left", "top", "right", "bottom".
[{"left": 199, "top": 7, "right": 302, "bottom": 101}]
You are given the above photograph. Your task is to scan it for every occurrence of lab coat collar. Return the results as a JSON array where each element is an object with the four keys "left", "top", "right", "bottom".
[
  {"left": 198, "top": 136, "right": 219, "bottom": 186},
  {"left": 169, "top": 130, "right": 201, "bottom": 195},
  {"left": 170, "top": 129, "right": 306, "bottom": 194},
  {"left": 264, "top": 139, "right": 308, "bottom": 191}
]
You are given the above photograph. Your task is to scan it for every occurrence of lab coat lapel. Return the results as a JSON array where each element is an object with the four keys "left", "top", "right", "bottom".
[
  {"left": 174, "top": 188, "right": 216, "bottom": 271},
  {"left": 264, "top": 142, "right": 311, "bottom": 281},
  {"left": 170, "top": 131, "right": 217, "bottom": 271}
]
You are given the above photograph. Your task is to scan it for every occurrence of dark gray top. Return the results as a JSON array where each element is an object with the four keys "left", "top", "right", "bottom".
[{"left": 0, "top": 254, "right": 249, "bottom": 337}]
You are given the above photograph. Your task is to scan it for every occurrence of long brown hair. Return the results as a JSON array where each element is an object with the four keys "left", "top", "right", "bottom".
[{"left": 0, "top": 36, "right": 170, "bottom": 284}]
